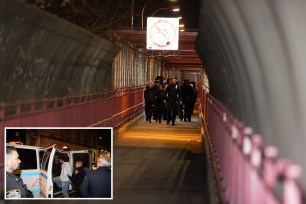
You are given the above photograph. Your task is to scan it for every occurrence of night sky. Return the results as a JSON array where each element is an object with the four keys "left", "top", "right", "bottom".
[
  {"left": 142, "top": 0, "right": 201, "bottom": 30},
  {"left": 179, "top": 0, "right": 201, "bottom": 30},
  {"left": 95, "top": 129, "right": 112, "bottom": 151}
]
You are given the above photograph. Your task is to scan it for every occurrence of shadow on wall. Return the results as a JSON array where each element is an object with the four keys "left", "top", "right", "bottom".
[{"left": 0, "top": 1, "right": 119, "bottom": 104}]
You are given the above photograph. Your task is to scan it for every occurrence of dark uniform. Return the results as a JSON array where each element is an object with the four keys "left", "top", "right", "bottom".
[
  {"left": 144, "top": 86, "right": 156, "bottom": 122},
  {"left": 80, "top": 166, "right": 111, "bottom": 198},
  {"left": 181, "top": 81, "right": 196, "bottom": 122},
  {"left": 165, "top": 84, "right": 181, "bottom": 125},
  {"left": 155, "top": 88, "right": 166, "bottom": 123},
  {"left": 68, "top": 166, "right": 86, "bottom": 197},
  {"left": 190, "top": 82, "right": 199, "bottom": 116},
  {"left": 6, "top": 171, "right": 32, "bottom": 198}
]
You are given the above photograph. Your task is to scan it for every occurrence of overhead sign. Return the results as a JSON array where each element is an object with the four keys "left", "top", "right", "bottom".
[{"left": 146, "top": 17, "right": 179, "bottom": 50}]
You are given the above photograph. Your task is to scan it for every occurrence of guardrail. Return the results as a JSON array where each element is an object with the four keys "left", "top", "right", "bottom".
[
  {"left": 199, "top": 86, "right": 305, "bottom": 204},
  {"left": 0, "top": 86, "right": 144, "bottom": 127},
  {"left": 0, "top": 86, "right": 145, "bottom": 196}
]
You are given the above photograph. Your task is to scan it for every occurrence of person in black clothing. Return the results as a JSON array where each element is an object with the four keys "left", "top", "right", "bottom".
[
  {"left": 181, "top": 79, "right": 195, "bottom": 122},
  {"left": 165, "top": 78, "right": 181, "bottom": 126},
  {"left": 177, "top": 82, "right": 184, "bottom": 121},
  {"left": 155, "top": 84, "right": 166, "bottom": 123},
  {"left": 190, "top": 81, "right": 199, "bottom": 116},
  {"left": 80, "top": 156, "right": 111, "bottom": 198},
  {"left": 68, "top": 159, "right": 86, "bottom": 198},
  {"left": 6, "top": 146, "right": 33, "bottom": 198},
  {"left": 144, "top": 81, "right": 156, "bottom": 122},
  {"left": 152, "top": 79, "right": 160, "bottom": 121}
]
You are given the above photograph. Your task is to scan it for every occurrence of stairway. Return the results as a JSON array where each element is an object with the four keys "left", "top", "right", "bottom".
[{"left": 111, "top": 112, "right": 210, "bottom": 204}]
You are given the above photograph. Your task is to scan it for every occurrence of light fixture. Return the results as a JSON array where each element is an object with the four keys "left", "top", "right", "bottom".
[
  {"left": 142, "top": 0, "right": 154, "bottom": 30},
  {"left": 151, "top": 7, "right": 180, "bottom": 17},
  {"left": 172, "top": 8, "right": 180, "bottom": 12},
  {"left": 179, "top": 24, "right": 184, "bottom": 28},
  {"left": 178, "top": 16, "right": 183, "bottom": 20},
  {"left": 180, "top": 29, "right": 185, "bottom": 32}
]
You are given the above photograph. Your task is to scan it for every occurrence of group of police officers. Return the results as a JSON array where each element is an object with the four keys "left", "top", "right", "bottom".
[{"left": 144, "top": 76, "right": 198, "bottom": 126}]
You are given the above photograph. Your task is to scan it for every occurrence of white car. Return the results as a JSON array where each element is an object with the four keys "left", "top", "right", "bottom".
[{"left": 6, "top": 143, "right": 91, "bottom": 198}]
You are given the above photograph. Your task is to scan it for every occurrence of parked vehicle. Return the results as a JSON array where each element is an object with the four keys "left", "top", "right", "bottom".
[{"left": 6, "top": 143, "right": 92, "bottom": 198}]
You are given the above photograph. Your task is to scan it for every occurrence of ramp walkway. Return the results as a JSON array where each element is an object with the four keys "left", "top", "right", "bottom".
[{"left": 111, "top": 113, "right": 211, "bottom": 203}]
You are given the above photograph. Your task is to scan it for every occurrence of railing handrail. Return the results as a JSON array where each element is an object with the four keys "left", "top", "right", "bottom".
[
  {"left": 0, "top": 86, "right": 145, "bottom": 120},
  {"left": 200, "top": 88, "right": 305, "bottom": 204},
  {"left": 89, "top": 102, "right": 144, "bottom": 127}
]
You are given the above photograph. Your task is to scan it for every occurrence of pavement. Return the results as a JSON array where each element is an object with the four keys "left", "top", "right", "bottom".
[{"left": 108, "top": 113, "right": 211, "bottom": 204}]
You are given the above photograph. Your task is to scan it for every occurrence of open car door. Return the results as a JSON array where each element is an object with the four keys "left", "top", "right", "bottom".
[{"left": 39, "top": 144, "right": 56, "bottom": 198}]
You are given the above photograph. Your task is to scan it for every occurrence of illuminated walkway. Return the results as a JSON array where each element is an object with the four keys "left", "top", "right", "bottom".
[{"left": 112, "top": 112, "right": 211, "bottom": 203}]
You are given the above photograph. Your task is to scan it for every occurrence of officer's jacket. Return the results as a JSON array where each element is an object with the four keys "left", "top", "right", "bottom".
[{"left": 6, "top": 171, "right": 28, "bottom": 198}]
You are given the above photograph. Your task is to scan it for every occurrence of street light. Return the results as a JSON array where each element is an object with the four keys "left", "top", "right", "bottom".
[
  {"left": 151, "top": 7, "right": 169, "bottom": 17},
  {"left": 142, "top": 0, "right": 154, "bottom": 31},
  {"left": 151, "top": 7, "right": 180, "bottom": 17}
]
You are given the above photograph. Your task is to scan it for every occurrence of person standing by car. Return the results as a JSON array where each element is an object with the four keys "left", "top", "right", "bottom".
[
  {"left": 53, "top": 154, "right": 72, "bottom": 198},
  {"left": 6, "top": 146, "right": 33, "bottom": 198},
  {"left": 80, "top": 156, "right": 111, "bottom": 198},
  {"left": 68, "top": 159, "right": 86, "bottom": 197}
]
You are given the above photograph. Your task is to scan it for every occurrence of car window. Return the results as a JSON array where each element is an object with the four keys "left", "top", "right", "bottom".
[
  {"left": 16, "top": 148, "right": 37, "bottom": 170},
  {"left": 41, "top": 148, "right": 52, "bottom": 171}
]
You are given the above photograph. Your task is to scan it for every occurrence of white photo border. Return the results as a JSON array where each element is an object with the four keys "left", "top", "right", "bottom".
[{"left": 4, "top": 127, "right": 113, "bottom": 200}]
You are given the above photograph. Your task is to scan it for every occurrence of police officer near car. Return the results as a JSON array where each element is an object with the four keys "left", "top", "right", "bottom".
[
  {"left": 68, "top": 159, "right": 86, "bottom": 197},
  {"left": 6, "top": 146, "right": 33, "bottom": 198}
]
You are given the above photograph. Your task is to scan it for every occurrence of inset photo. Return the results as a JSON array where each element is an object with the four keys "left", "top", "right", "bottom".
[{"left": 4, "top": 127, "right": 113, "bottom": 200}]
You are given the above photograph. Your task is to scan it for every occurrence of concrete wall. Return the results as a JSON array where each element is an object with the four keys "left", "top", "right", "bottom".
[
  {"left": 197, "top": 0, "right": 306, "bottom": 185},
  {"left": 0, "top": 0, "right": 119, "bottom": 103}
]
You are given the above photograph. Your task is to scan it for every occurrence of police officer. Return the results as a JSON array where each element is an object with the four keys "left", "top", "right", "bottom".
[
  {"left": 181, "top": 79, "right": 195, "bottom": 122},
  {"left": 80, "top": 157, "right": 111, "bottom": 198},
  {"left": 68, "top": 159, "right": 86, "bottom": 197},
  {"left": 144, "top": 81, "right": 156, "bottom": 122},
  {"left": 155, "top": 84, "right": 166, "bottom": 123},
  {"left": 165, "top": 78, "right": 181, "bottom": 126},
  {"left": 6, "top": 146, "right": 33, "bottom": 198}
]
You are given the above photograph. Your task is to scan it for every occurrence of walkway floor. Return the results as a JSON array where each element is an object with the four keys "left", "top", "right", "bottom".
[{"left": 110, "top": 113, "right": 210, "bottom": 204}]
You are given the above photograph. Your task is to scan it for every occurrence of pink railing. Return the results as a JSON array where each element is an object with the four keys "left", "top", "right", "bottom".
[
  {"left": 0, "top": 86, "right": 145, "bottom": 196},
  {"left": 0, "top": 86, "right": 144, "bottom": 128},
  {"left": 199, "top": 86, "right": 305, "bottom": 204}
]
